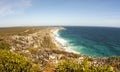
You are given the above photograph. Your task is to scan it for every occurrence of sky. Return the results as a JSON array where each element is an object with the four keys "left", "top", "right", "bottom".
[{"left": 0, "top": 0, "right": 120, "bottom": 27}]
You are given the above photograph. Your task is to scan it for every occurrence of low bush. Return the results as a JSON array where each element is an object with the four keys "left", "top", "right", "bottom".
[
  {"left": 55, "top": 58, "right": 114, "bottom": 72},
  {"left": 0, "top": 40, "right": 10, "bottom": 50},
  {"left": 0, "top": 50, "right": 34, "bottom": 72}
]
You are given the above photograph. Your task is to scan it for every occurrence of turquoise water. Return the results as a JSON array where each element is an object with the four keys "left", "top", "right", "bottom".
[{"left": 58, "top": 26, "right": 120, "bottom": 56}]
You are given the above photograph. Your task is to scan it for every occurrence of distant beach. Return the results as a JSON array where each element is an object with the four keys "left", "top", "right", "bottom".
[{"left": 50, "top": 27, "right": 80, "bottom": 54}]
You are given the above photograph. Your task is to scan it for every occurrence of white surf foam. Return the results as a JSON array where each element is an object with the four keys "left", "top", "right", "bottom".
[
  {"left": 53, "top": 29, "right": 67, "bottom": 47},
  {"left": 52, "top": 29, "right": 80, "bottom": 54}
]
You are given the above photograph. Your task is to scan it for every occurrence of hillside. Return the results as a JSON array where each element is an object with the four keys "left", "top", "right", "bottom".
[{"left": 0, "top": 27, "right": 120, "bottom": 72}]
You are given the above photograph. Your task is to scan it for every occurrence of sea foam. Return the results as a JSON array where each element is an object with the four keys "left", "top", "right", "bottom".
[{"left": 52, "top": 29, "right": 79, "bottom": 54}]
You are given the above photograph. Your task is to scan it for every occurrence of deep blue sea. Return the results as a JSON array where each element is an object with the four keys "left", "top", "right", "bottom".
[{"left": 58, "top": 26, "right": 120, "bottom": 56}]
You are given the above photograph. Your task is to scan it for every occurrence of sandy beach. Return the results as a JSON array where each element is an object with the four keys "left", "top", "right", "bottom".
[{"left": 50, "top": 27, "right": 80, "bottom": 54}]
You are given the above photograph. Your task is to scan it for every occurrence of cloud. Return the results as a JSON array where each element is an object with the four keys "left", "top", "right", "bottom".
[{"left": 0, "top": 0, "right": 32, "bottom": 16}]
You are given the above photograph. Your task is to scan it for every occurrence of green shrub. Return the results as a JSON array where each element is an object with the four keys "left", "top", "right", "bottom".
[
  {"left": 0, "top": 50, "right": 34, "bottom": 72},
  {"left": 55, "top": 59, "right": 82, "bottom": 72},
  {"left": 0, "top": 40, "right": 10, "bottom": 50},
  {"left": 55, "top": 58, "right": 115, "bottom": 72}
]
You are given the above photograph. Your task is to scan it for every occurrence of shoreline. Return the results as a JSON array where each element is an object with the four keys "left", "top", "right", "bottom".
[{"left": 50, "top": 27, "right": 80, "bottom": 54}]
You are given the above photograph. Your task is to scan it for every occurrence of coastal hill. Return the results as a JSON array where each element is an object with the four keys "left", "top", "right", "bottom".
[{"left": 0, "top": 26, "right": 120, "bottom": 72}]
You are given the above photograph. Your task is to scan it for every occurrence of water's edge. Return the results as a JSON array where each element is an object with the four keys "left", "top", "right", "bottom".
[{"left": 52, "top": 29, "right": 80, "bottom": 54}]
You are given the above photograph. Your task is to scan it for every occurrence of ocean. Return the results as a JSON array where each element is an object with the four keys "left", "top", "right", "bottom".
[{"left": 54, "top": 26, "right": 120, "bottom": 56}]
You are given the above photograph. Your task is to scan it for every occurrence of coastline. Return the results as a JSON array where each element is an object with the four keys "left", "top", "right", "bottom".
[
  {"left": 50, "top": 27, "right": 80, "bottom": 54},
  {"left": 1, "top": 26, "right": 120, "bottom": 71}
]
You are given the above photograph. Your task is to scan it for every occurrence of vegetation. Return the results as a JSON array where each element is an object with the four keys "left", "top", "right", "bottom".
[
  {"left": 42, "top": 35, "right": 56, "bottom": 49},
  {"left": 107, "top": 56, "right": 120, "bottom": 71},
  {"left": 0, "top": 27, "right": 48, "bottom": 36},
  {"left": 0, "top": 50, "right": 34, "bottom": 72},
  {"left": 55, "top": 58, "right": 115, "bottom": 72},
  {"left": 0, "top": 40, "right": 10, "bottom": 50}
]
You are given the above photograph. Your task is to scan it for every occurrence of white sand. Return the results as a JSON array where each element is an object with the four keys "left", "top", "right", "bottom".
[{"left": 52, "top": 29, "right": 80, "bottom": 54}]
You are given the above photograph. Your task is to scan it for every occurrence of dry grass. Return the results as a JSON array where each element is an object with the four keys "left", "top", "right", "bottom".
[{"left": 0, "top": 26, "right": 51, "bottom": 36}]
